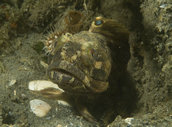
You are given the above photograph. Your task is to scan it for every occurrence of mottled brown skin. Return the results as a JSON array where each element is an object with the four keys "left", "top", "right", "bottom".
[{"left": 39, "top": 16, "right": 130, "bottom": 125}]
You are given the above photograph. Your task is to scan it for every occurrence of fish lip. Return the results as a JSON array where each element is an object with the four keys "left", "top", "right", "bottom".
[
  {"left": 49, "top": 67, "right": 109, "bottom": 93},
  {"left": 48, "top": 60, "right": 86, "bottom": 83},
  {"left": 48, "top": 60, "right": 91, "bottom": 92},
  {"left": 48, "top": 60, "right": 109, "bottom": 93},
  {"left": 48, "top": 68, "right": 94, "bottom": 94},
  {"left": 49, "top": 68, "right": 84, "bottom": 84}
]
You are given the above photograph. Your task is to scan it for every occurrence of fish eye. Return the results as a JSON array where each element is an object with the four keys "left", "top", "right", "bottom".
[{"left": 95, "top": 20, "right": 103, "bottom": 26}]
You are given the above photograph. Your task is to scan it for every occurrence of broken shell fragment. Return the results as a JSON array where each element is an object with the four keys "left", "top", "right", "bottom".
[
  {"left": 57, "top": 100, "right": 71, "bottom": 107},
  {"left": 30, "top": 99, "right": 51, "bottom": 117},
  {"left": 28, "top": 80, "right": 64, "bottom": 92},
  {"left": 9, "top": 79, "right": 17, "bottom": 87}
]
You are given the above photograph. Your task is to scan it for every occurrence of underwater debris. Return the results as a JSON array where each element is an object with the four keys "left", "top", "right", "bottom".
[
  {"left": 43, "top": 10, "right": 85, "bottom": 55},
  {"left": 64, "top": 10, "right": 84, "bottom": 33}
]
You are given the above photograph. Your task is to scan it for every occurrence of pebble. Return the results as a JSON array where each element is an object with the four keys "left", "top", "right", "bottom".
[
  {"left": 56, "top": 124, "right": 62, "bottom": 127},
  {"left": 9, "top": 79, "right": 17, "bottom": 87},
  {"left": 0, "top": 104, "right": 2, "bottom": 125},
  {"left": 40, "top": 60, "right": 48, "bottom": 69},
  {"left": 30, "top": 99, "right": 51, "bottom": 117},
  {"left": 159, "top": 4, "right": 168, "bottom": 8},
  {"left": 124, "top": 117, "right": 134, "bottom": 125}
]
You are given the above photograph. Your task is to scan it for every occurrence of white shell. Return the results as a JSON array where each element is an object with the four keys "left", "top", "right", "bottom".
[
  {"left": 57, "top": 100, "right": 71, "bottom": 107},
  {"left": 28, "top": 80, "right": 64, "bottom": 92},
  {"left": 30, "top": 99, "right": 51, "bottom": 117}
]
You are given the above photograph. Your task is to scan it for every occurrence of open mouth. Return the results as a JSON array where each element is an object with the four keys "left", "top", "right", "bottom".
[
  {"left": 48, "top": 67, "right": 90, "bottom": 93},
  {"left": 48, "top": 60, "right": 109, "bottom": 93},
  {"left": 52, "top": 68, "right": 84, "bottom": 84}
]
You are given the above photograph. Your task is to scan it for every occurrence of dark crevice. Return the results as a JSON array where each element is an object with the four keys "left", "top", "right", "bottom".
[{"left": 2, "top": 109, "right": 15, "bottom": 125}]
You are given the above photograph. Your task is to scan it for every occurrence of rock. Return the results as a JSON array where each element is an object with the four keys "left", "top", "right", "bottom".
[
  {"left": 8, "top": 79, "right": 16, "bottom": 87},
  {"left": 124, "top": 117, "right": 134, "bottom": 125},
  {"left": 0, "top": 104, "right": 2, "bottom": 126}
]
